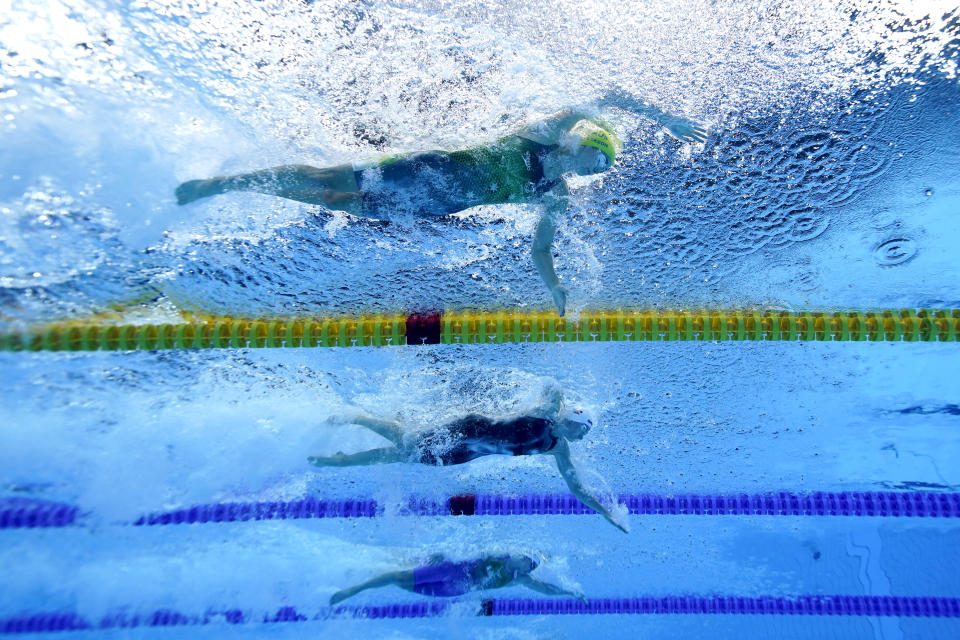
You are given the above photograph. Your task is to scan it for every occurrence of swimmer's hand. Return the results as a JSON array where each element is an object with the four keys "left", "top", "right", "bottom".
[
  {"left": 608, "top": 517, "right": 630, "bottom": 534},
  {"left": 663, "top": 117, "right": 708, "bottom": 144},
  {"left": 551, "top": 285, "right": 568, "bottom": 317},
  {"left": 602, "top": 508, "right": 630, "bottom": 534}
]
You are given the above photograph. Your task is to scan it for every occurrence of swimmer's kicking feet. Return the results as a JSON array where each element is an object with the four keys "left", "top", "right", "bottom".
[
  {"left": 176, "top": 89, "right": 706, "bottom": 314},
  {"left": 309, "top": 383, "right": 628, "bottom": 532},
  {"left": 329, "top": 553, "right": 585, "bottom": 605}
]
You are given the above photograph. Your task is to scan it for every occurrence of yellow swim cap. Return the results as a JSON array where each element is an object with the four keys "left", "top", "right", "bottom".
[{"left": 571, "top": 119, "right": 620, "bottom": 167}]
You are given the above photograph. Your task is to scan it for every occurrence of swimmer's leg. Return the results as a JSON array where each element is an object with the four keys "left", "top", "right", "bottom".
[
  {"left": 350, "top": 415, "right": 407, "bottom": 447},
  {"left": 308, "top": 447, "right": 406, "bottom": 467},
  {"left": 175, "top": 163, "right": 361, "bottom": 212},
  {"left": 329, "top": 570, "right": 415, "bottom": 605}
]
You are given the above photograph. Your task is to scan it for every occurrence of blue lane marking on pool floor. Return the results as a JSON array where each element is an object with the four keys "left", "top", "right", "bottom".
[
  {"left": 2, "top": 595, "right": 959, "bottom": 634},
  {"left": 3, "top": 491, "right": 959, "bottom": 530}
]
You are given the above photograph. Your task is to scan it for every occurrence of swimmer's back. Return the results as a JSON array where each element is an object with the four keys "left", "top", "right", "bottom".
[
  {"left": 416, "top": 413, "right": 559, "bottom": 465},
  {"left": 411, "top": 557, "right": 515, "bottom": 597},
  {"left": 354, "top": 135, "right": 559, "bottom": 218}
]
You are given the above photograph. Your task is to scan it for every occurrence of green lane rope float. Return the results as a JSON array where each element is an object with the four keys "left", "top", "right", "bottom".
[{"left": 1, "top": 309, "right": 957, "bottom": 352}]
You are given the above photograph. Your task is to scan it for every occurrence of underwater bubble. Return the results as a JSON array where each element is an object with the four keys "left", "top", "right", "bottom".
[{"left": 873, "top": 237, "right": 918, "bottom": 267}]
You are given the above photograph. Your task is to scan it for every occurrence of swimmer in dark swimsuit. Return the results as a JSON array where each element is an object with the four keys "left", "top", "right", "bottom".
[
  {"left": 175, "top": 90, "right": 706, "bottom": 314},
  {"left": 329, "top": 553, "right": 584, "bottom": 605},
  {"left": 309, "top": 383, "right": 628, "bottom": 532}
]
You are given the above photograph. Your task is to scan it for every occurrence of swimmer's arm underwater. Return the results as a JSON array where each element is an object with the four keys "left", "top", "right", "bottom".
[
  {"left": 533, "top": 381, "right": 565, "bottom": 418},
  {"left": 517, "top": 109, "right": 601, "bottom": 145},
  {"left": 516, "top": 92, "right": 705, "bottom": 146},
  {"left": 597, "top": 89, "right": 707, "bottom": 143},
  {"left": 551, "top": 439, "right": 629, "bottom": 533},
  {"left": 532, "top": 183, "right": 570, "bottom": 316},
  {"left": 513, "top": 574, "right": 589, "bottom": 604}
]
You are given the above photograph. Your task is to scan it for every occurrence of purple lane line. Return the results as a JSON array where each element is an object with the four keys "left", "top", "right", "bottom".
[
  {"left": 4, "top": 596, "right": 960, "bottom": 633},
  {"left": 4, "top": 492, "right": 960, "bottom": 530}
]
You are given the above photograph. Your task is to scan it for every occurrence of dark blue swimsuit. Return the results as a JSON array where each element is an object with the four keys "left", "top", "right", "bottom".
[
  {"left": 415, "top": 415, "right": 559, "bottom": 465},
  {"left": 411, "top": 557, "right": 519, "bottom": 597}
]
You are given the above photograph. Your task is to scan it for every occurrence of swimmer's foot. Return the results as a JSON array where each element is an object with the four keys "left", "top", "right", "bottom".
[
  {"left": 307, "top": 452, "right": 348, "bottom": 467},
  {"left": 330, "top": 587, "right": 360, "bottom": 606},
  {"left": 175, "top": 178, "right": 225, "bottom": 205},
  {"left": 324, "top": 408, "right": 370, "bottom": 427}
]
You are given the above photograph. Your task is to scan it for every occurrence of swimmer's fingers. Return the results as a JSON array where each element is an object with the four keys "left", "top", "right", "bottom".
[
  {"left": 609, "top": 517, "right": 629, "bottom": 533},
  {"left": 664, "top": 126, "right": 686, "bottom": 142},
  {"left": 668, "top": 126, "right": 696, "bottom": 144},
  {"left": 604, "top": 510, "right": 630, "bottom": 533},
  {"left": 684, "top": 127, "right": 708, "bottom": 144},
  {"left": 666, "top": 118, "right": 709, "bottom": 144}
]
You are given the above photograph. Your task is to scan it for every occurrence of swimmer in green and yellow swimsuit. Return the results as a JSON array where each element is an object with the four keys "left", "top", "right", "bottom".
[
  {"left": 176, "top": 90, "right": 707, "bottom": 314},
  {"left": 308, "top": 383, "right": 629, "bottom": 532},
  {"left": 329, "top": 553, "right": 584, "bottom": 605}
]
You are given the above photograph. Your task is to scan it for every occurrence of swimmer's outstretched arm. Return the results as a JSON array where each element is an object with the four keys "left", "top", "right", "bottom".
[
  {"left": 517, "top": 109, "right": 601, "bottom": 145},
  {"left": 532, "top": 184, "right": 570, "bottom": 316},
  {"left": 551, "top": 439, "right": 629, "bottom": 533},
  {"left": 597, "top": 89, "right": 708, "bottom": 144},
  {"left": 516, "top": 93, "right": 705, "bottom": 146},
  {"left": 513, "top": 574, "right": 588, "bottom": 604}
]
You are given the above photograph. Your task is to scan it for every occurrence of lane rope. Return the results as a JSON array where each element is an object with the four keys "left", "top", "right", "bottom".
[
  {"left": 4, "top": 491, "right": 958, "bottom": 530},
  {"left": 3, "top": 595, "right": 959, "bottom": 633},
  {"left": 2, "top": 308, "right": 958, "bottom": 351}
]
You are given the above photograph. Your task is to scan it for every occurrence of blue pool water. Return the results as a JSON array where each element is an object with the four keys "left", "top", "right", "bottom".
[{"left": 2, "top": 1, "right": 960, "bottom": 637}]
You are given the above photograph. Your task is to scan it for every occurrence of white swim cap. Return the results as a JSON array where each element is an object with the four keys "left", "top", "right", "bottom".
[{"left": 562, "top": 406, "right": 594, "bottom": 429}]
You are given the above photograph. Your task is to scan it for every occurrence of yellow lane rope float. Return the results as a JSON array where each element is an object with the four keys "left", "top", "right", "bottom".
[{"left": 1, "top": 309, "right": 957, "bottom": 352}]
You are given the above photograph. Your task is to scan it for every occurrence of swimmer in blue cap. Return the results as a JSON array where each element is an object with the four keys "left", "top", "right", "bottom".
[
  {"left": 309, "top": 383, "right": 628, "bottom": 532},
  {"left": 329, "top": 553, "right": 584, "bottom": 605},
  {"left": 176, "top": 90, "right": 706, "bottom": 314}
]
